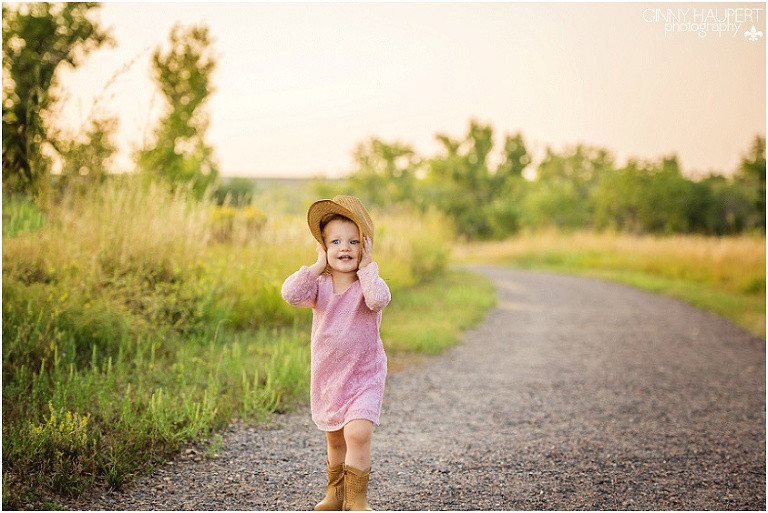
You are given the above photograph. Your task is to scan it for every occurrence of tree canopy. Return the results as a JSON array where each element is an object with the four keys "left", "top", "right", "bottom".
[{"left": 2, "top": 2, "right": 112, "bottom": 198}]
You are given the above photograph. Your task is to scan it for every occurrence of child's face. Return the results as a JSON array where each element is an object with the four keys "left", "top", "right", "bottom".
[{"left": 322, "top": 219, "right": 361, "bottom": 273}]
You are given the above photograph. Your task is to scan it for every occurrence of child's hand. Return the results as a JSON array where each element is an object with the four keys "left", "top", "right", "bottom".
[
  {"left": 359, "top": 236, "right": 373, "bottom": 269},
  {"left": 309, "top": 242, "right": 327, "bottom": 275}
]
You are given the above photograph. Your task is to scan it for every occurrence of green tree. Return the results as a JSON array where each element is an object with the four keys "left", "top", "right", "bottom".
[
  {"left": 347, "top": 137, "right": 421, "bottom": 208},
  {"left": 425, "top": 120, "right": 529, "bottom": 239},
  {"left": 698, "top": 174, "right": 752, "bottom": 235},
  {"left": 536, "top": 144, "right": 613, "bottom": 186},
  {"left": 525, "top": 144, "right": 614, "bottom": 230},
  {"left": 521, "top": 179, "right": 588, "bottom": 230},
  {"left": 496, "top": 132, "right": 531, "bottom": 182},
  {"left": 138, "top": 23, "right": 219, "bottom": 199},
  {"left": 2, "top": 2, "right": 112, "bottom": 198},
  {"left": 56, "top": 115, "right": 118, "bottom": 191},
  {"left": 591, "top": 156, "right": 697, "bottom": 234},
  {"left": 735, "top": 135, "right": 766, "bottom": 231}
]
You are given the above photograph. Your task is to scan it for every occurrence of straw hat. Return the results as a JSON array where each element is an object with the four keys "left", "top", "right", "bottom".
[{"left": 307, "top": 195, "right": 374, "bottom": 249}]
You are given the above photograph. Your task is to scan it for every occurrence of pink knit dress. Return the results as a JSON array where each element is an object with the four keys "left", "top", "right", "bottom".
[{"left": 281, "top": 263, "right": 391, "bottom": 432}]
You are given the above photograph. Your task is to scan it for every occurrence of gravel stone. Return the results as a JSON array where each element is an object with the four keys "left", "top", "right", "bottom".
[{"left": 63, "top": 266, "right": 766, "bottom": 510}]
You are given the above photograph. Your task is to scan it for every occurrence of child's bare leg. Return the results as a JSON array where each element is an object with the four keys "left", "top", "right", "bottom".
[
  {"left": 325, "top": 428, "right": 346, "bottom": 465},
  {"left": 343, "top": 419, "right": 373, "bottom": 469}
]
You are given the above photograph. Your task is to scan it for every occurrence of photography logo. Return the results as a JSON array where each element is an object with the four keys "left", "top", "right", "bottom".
[
  {"left": 643, "top": 6, "right": 764, "bottom": 39},
  {"left": 744, "top": 25, "right": 763, "bottom": 41}
]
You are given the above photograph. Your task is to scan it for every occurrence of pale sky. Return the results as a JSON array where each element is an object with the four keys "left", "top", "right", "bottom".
[{"left": 54, "top": 1, "right": 766, "bottom": 178}]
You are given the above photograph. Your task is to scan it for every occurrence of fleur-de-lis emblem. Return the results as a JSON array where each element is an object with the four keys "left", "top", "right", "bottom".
[{"left": 744, "top": 25, "right": 763, "bottom": 42}]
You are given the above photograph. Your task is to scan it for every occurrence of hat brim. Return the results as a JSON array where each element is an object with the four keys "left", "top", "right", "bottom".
[{"left": 307, "top": 200, "right": 369, "bottom": 249}]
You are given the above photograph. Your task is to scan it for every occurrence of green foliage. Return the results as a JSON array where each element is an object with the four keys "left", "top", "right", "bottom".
[
  {"left": 591, "top": 157, "right": 689, "bottom": 233},
  {"left": 137, "top": 23, "right": 219, "bottom": 199},
  {"left": 2, "top": 179, "right": 463, "bottom": 508},
  {"left": 427, "top": 121, "right": 503, "bottom": 238},
  {"left": 348, "top": 138, "right": 422, "bottom": 207},
  {"left": 56, "top": 116, "right": 118, "bottom": 192},
  {"left": 382, "top": 270, "right": 496, "bottom": 355},
  {"left": 589, "top": 155, "right": 758, "bottom": 235},
  {"left": 524, "top": 144, "right": 612, "bottom": 230},
  {"left": 521, "top": 178, "right": 589, "bottom": 230},
  {"left": 2, "top": 2, "right": 112, "bottom": 198},
  {"left": 343, "top": 121, "right": 764, "bottom": 239},
  {"left": 212, "top": 177, "right": 257, "bottom": 207},
  {"left": 735, "top": 135, "right": 766, "bottom": 231},
  {"left": 5, "top": 403, "right": 100, "bottom": 499},
  {"left": 2, "top": 192, "right": 47, "bottom": 237},
  {"left": 344, "top": 120, "right": 532, "bottom": 240}
]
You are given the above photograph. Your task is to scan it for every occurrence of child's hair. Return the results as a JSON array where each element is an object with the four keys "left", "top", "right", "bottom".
[{"left": 320, "top": 214, "right": 355, "bottom": 238}]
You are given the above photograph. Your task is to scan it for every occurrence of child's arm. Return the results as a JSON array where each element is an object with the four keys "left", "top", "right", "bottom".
[
  {"left": 281, "top": 244, "right": 326, "bottom": 308},
  {"left": 357, "top": 237, "right": 391, "bottom": 312}
]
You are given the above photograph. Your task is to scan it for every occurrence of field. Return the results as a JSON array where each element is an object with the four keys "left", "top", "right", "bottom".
[
  {"left": 3, "top": 179, "right": 764, "bottom": 508},
  {"left": 1, "top": 179, "right": 494, "bottom": 509},
  {"left": 454, "top": 230, "right": 766, "bottom": 339}
]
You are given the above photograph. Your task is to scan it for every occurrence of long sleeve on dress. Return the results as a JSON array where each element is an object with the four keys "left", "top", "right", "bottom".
[
  {"left": 357, "top": 262, "right": 391, "bottom": 312},
  {"left": 281, "top": 266, "right": 319, "bottom": 308}
]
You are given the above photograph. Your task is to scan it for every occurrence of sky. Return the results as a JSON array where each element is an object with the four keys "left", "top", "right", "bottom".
[{"left": 54, "top": 1, "right": 766, "bottom": 178}]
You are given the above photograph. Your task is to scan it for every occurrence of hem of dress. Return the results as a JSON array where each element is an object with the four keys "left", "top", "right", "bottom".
[{"left": 314, "top": 411, "right": 381, "bottom": 432}]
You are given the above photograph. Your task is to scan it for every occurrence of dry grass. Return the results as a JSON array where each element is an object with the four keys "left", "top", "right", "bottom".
[{"left": 454, "top": 230, "right": 766, "bottom": 338}]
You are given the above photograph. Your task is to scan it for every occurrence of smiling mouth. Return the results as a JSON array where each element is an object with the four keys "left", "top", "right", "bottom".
[{"left": 338, "top": 255, "right": 354, "bottom": 261}]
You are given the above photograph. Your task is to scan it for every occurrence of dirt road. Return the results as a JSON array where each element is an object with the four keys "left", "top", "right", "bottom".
[{"left": 68, "top": 266, "right": 766, "bottom": 510}]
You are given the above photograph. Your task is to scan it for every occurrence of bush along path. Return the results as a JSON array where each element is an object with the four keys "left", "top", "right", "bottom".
[{"left": 64, "top": 265, "right": 765, "bottom": 510}]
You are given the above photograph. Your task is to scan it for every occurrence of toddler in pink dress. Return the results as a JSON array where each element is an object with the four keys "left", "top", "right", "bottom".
[{"left": 281, "top": 196, "right": 390, "bottom": 511}]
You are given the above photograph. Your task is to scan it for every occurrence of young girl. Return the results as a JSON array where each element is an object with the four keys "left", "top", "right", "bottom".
[{"left": 281, "top": 195, "right": 390, "bottom": 511}]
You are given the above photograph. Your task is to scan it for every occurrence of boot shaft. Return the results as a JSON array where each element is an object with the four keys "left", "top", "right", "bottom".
[
  {"left": 314, "top": 461, "right": 345, "bottom": 511},
  {"left": 343, "top": 465, "right": 372, "bottom": 511}
]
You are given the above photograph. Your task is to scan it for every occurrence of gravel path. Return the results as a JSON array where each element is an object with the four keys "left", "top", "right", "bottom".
[{"left": 66, "top": 266, "right": 765, "bottom": 510}]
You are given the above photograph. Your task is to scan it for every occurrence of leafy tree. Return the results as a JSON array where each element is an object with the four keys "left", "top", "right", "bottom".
[
  {"left": 2, "top": 2, "right": 112, "bottom": 198},
  {"left": 56, "top": 115, "right": 118, "bottom": 191},
  {"left": 735, "top": 135, "right": 766, "bottom": 231},
  {"left": 347, "top": 137, "right": 421, "bottom": 208},
  {"left": 591, "top": 156, "right": 698, "bottom": 234},
  {"left": 524, "top": 144, "right": 614, "bottom": 230},
  {"left": 138, "top": 23, "right": 219, "bottom": 199},
  {"left": 536, "top": 144, "right": 613, "bottom": 189},
  {"left": 497, "top": 133, "right": 531, "bottom": 181},
  {"left": 697, "top": 175, "right": 752, "bottom": 235},
  {"left": 425, "top": 120, "right": 529, "bottom": 239},
  {"left": 477, "top": 133, "right": 530, "bottom": 238},
  {"left": 521, "top": 179, "right": 588, "bottom": 230}
]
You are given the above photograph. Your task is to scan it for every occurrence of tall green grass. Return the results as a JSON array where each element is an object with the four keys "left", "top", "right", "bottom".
[
  {"left": 454, "top": 229, "right": 766, "bottom": 338},
  {"left": 2, "top": 193, "right": 47, "bottom": 238},
  {"left": 2, "top": 177, "right": 490, "bottom": 509},
  {"left": 383, "top": 271, "right": 496, "bottom": 356}
]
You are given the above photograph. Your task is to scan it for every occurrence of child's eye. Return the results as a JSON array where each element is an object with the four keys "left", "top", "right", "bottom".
[
  {"left": 351, "top": 240, "right": 360, "bottom": 245},
  {"left": 330, "top": 240, "right": 340, "bottom": 245}
]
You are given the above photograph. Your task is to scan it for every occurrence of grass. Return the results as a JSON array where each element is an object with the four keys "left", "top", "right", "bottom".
[
  {"left": 1, "top": 178, "right": 495, "bottom": 509},
  {"left": 2, "top": 193, "right": 47, "bottom": 238},
  {"left": 453, "top": 230, "right": 766, "bottom": 339},
  {"left": 383, "top": 270, "right": 496, "bottom": 357}
]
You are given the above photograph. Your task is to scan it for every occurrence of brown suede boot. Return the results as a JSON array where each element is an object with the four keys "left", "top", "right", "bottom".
[
  {"left": 314, "top": 461, "right": 345, "bottom": 511},
  {"left": 343, "top": 465, "right": 373, "bottom": 511}
]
